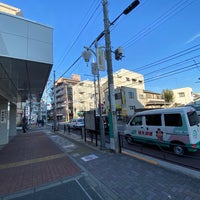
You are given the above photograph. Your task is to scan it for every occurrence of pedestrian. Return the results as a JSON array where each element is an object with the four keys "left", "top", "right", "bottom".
[
  {"left": 41, "top": 119, "right": 44, "bottom": 127},
  {"left": 22, "top": 116, "right": 27, "bottom": 133},
  {"left": 37, "top": 118, "right": 40, "bottom": 127}
]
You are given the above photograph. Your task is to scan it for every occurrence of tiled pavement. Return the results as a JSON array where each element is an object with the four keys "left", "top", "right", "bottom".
[
  {"left": 0, "top": 130, "right": 82, "bottom": 198},
  {"left": 0, "top": 126, "right": 200, "bottom": 200}
]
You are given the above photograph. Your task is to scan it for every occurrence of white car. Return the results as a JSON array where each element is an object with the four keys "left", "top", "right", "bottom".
[{"left": 67, "top": 118, "right": 84, "bottom": 129}]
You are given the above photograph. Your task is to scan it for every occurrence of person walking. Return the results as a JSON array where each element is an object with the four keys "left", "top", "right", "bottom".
[{"left": 22, "top": 116, "right": 27, "bottom": 133}]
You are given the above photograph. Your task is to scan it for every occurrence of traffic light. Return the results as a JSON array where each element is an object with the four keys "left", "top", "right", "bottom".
[{"left": 114, "top": 47, "right": 123, "bottom": 61}]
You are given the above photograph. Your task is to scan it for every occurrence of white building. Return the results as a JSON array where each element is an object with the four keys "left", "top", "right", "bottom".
[
  {"left": 172, "top": 87, "right": 193, "bottom": 106},
  {"left": 105, "top": 86, "right": 165, "bottom": 120},
  {"left": 73, "top": 80, "right": 96, "bottom": 117}
]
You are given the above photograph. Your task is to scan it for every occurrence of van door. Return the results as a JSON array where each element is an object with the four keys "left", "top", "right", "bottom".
[
  {"left": 187, "top": 110, "right": 200, "bottom": 145},
  {"left": 144, "top": 114, "right": 163, "bottom": 143},
  {"left": 163, "top": 113, "right": 187, "bottom": 143},
  {"left": 127, "top": 115, "right": 145, "bottom": 137}
]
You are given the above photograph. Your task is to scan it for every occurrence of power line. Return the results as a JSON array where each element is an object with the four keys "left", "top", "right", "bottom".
[
  {"left": 50, "top": 0, "right": 197, "bottom": 90},
  {"left": 145, "top": 61, "right": 200, "bottom": 83},
  {"left": 122, "top": 0, "right": 194, "bottom": 49},
  {"left": 135, "top": 43, "right": 200, "bottom": 71},
  {"left": 55, "top": 0, "right": 195, "bottom": 82},
  {"left": 53, "top": 1, "right": 101, "bottom": 74},
  {"left": 107, "top": 52, "right": 200, "bottom": 87}
]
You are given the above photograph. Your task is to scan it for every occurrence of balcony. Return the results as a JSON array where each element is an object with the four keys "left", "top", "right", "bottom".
[{"left": 146, "top": 99, "right": 165, "bottom": 106}]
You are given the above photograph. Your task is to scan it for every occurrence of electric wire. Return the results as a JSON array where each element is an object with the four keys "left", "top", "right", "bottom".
[
  {"left": 135, "top": 43, "right": 200, "bottom": 71},
  {"left": 53, "top": 1, "right": 101, "bottom": 74},
  {"left": 56, "top": 0, "right": 194, "bottom": 82},
  {"left": 145, "top": 61, "right": 200, "bottom": 83},
  {"left": 101, "top": 61, "right": 200, "bottom": 90},
  {"left": 122, "top": 0, "right": 194, "bottom": 49},
  {"left": 47, "top": 0, "right": 197, "bottom": 93}
]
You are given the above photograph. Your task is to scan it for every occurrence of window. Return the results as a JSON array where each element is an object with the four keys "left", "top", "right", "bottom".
[
  {"left": 146, "top": 93, "right": 152, "bottom": 98},
  {"left": 139, "top": 94, "right": 145, "bottom": 99},
  {"left": 187, "top": 111, "right": 199, "bottom": 126},
  {"left": 126, "top": 77, "right": 130, "bottom": 81},
  {"left": 179, "top": 92, "right": 185, "bottom": 97},
  {"left": 115, "top": 93, "right": 121, "bottom": 100},
  {"left": 164, "top": 114, "right": 182, "bottom": 126},
  {"left": 128, "top": 92, "right": 134, "bottom": 99},
  {"left": 132, "top": 78, "right": 136, "bottom": 83},
  {"left": 129, "top": 106, "right": 135, "bottom": 110},
  {"left": 138, "top": 80, "right": 143, "bottom": 84},
  {"left": 145, "top": 114, "right": 161, "bottom": 126},
  {"left": 130, "top": 116, "right": 142, "bottom": 126}
]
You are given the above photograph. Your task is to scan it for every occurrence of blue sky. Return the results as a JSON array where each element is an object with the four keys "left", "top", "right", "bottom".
[{"left": 2, "top": 0, "right": 200, "bottom": 93}]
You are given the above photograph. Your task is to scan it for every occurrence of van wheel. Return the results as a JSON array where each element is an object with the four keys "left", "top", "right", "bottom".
[
  {"left": 171, "top": 143, "right": 185, "bottom": 156},
  {"left": 125, "top": 135, "right": 134, "bottom": 144}
]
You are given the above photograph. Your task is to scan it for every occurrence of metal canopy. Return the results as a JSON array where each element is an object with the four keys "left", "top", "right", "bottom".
[{"left": 0, "top": 56, "right": 52, "bottom": 103}]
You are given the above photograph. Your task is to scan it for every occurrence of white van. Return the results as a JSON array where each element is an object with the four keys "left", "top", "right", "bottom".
[{"left": 124, "top": 106, "right": 200, "bottom": 155}]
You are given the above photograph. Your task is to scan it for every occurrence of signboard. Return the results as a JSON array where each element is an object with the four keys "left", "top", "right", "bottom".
[
  {"left": 91, "top": 62, "right": 98, "bottom": 75},
  {"left": 84, "top": 110, "right": 96, "bottom": 130},
  {"left": 96, "top": 48, "right": 105, "bottom": 71},
  {"left": 0, "top": 109, "right": 6, "bottom": 123}
]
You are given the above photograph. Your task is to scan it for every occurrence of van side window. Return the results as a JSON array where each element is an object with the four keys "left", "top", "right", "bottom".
[
  {"left": 187, "top": 111, "right": 199, "bottom": 126},
  {"left": 130, "top": 116, "right": 142, "bottom": 126},
  {"left": 145, "top": 114, "right": 161, "bottom": 126},
  {"left": 164, "top": 114, "right": 182, "bottom": 127}
]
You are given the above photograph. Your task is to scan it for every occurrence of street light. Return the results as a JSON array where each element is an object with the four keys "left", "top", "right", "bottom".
[{"left": 82, "top": 45, "right": 106, "bottom": 150}]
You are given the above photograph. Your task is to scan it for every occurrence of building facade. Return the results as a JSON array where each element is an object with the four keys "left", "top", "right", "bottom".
[
  {"left": 105, "top": 86, "right": 165, "bottom": 120},
  {"left": 0, "top": 3, "right": 53, "bottom": 146},
  {"left": 51, "top": 69, "right": 198, "bottom": 121},
  {"left": 50, "top": 75, "right": 80, "bottom": 122},
  {"left": 73, "top": 80, "right": 96, "bottom": 118},
  {"left": 172, "top": 87, "right": 193, "bottom": 106}
]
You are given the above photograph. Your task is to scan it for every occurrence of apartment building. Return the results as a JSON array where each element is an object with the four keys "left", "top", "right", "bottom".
[
  {"left": 50, "top": 75, "right": 80, "bottom": 122},
  {"left": 73, "top": 80, "right": 96, "bottom": 118},
  {"left": 69, "top": 68, "right": 158, "bottom": 119},
  {"left": 172, "top": 87, "right": 193, "bottom": 106},
  {"left": 50, "top": 69, "right": 198, "bottom": 121},
  {"left": 105, "top": 86, "right": 165, "bottom": 119},
  {"left": 101, "top": 68, "right": 144, "bottom": 94}
]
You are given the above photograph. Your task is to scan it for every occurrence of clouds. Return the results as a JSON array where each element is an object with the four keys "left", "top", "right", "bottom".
[{"left": 186, "top": 33, "right": 200, "bottom": 44}]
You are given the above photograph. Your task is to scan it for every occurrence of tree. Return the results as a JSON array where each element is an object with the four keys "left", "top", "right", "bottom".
[{"left": 162, "top": 89, "right": 174, "bottom": 103}]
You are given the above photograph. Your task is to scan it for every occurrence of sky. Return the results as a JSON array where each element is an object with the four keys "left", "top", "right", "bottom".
[{"left": 1, "top": 0, "right": 200, "bottom": 93}]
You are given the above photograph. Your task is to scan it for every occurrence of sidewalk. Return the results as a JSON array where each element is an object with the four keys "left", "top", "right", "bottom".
[
  {"left": 55, "top": 129, "right": 200, "bottom": 200},
  {"left": 0, "top": 126, "right": 200, "bottom": 199}
]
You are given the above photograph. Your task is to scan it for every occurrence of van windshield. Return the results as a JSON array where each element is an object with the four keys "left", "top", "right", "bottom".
[{"left": 187, "top": 111, "right": 199, "bottom": 126}]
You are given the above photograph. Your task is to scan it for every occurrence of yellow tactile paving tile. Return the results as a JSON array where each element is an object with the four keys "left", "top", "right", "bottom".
[{"left": 0, "top": 153, "right": 65, "bottom": 170}]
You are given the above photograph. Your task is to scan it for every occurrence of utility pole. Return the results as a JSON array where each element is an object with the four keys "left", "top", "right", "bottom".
[
  {"left": 102, "top": 0, "right": 140, "bottom": 152},
  {"left": 102, "top": 0, "right": 119, "bottom": 152}
]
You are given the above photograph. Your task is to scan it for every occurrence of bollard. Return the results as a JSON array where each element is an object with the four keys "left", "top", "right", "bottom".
[
  {"left": 68, "top": 125, "right": 70, "bottom": 133},
  {"left": 64, "top": 124, "right": 66, "bottom": 133}
]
